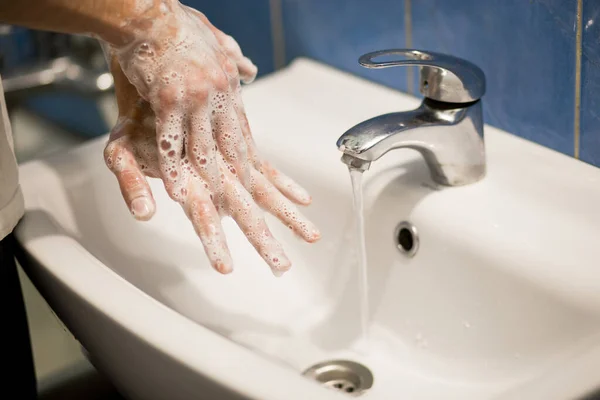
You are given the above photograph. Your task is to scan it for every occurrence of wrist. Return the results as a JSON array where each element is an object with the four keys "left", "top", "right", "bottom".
[{"left": 102, "top": 0, "right": 183, "bottom": 48}]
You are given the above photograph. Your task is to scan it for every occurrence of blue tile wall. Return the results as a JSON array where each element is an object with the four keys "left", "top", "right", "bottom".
[
  {"left": 411, "top": 0, "right": 577, "bottom": 157},
  {"left": 182, "top": 0, "right": 275, "bottom": 77},
  {"left": 25, "top": 94, "right": 109, "bottom": 138},
  {"left": 0, "top": 27, "right": 36, "bottom": 72},
  {"left": 279, "top": 0, "right": 600, "bottom": 167},
  {"left": 281, "top": 0, "right": 409, "bottom": 92},
  {"left": 581, "top": 0, "right": 600, "bottom": 166}
]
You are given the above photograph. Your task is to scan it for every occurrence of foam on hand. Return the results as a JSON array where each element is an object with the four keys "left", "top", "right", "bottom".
[{"left": 103, "top": 0, "right": 320, "bottom": 276}]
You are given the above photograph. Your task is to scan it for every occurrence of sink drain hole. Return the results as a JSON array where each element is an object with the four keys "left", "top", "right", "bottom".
[
  {"left": 395, "top": 221, "right": 419, "bottom": 257},
  {"left": 302, "top": 360, "right": 373, "bottom": 396}
]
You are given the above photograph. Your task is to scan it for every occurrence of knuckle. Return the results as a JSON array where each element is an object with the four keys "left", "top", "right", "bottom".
[
  {"left": 212, "top": 70, "right": 230, "bottom": 91},
  {"left": 165, "top": 184, "right": 181, "bottom": 203},
  {"left": 188, "top": 82, "right": 210, "bottom": 101},
  {"left": 158, "top": 85, "right": 180, "bottom": 107},
  {"left": 103, "top": 142, "right": 118, "bottom": 170},
  {"left": 252, "top": 186, "right": 268, "bottom": 204},
  {"left": 223, "top": 58, "right": 239, "bottom": 79},
  {"left": 120, "top": 169, "right": 145, "bottom": 193},
  {"left": 193, "top": 201, "right": 213, "bottom": 221}
]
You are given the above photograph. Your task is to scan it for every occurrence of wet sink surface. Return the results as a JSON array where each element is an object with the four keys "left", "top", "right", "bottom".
[{"left": 15, "top": 58, "right": 600, "bottom": 400}]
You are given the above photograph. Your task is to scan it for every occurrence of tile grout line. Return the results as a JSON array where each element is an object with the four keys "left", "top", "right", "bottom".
[
  {"left": 574, "top": 0, "right": 583, "bottom": 159},
  {"left": 269, "top": 0, "right": 286, "bottom": 71},
  {"left": 404, "top": 0, "right": 414, "bottom": 94}
]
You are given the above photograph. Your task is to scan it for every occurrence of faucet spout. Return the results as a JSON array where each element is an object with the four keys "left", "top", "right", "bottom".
[{"left": 337, "top": 98, "right": 486, "bottom": 186}]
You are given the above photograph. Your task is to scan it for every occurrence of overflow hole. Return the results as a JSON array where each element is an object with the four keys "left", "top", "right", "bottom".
[{"left": 395, "top": 221, "right": 419, "bottom": 257}]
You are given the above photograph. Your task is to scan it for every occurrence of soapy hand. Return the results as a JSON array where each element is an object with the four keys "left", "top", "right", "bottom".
[{"left": 102, "top": 1, "right": 320, "bottom": 275}]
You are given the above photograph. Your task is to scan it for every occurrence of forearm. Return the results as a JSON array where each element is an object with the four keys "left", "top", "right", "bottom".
[{"left": 0, "top": 0, "right": 177, "bottom": 46}]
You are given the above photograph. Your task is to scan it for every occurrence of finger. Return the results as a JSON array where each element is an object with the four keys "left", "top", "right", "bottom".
[
  {"left": 130, "top": 118, "right": 162, "bottom": 179},
  {"left": 231, "top": 81, "right": 312, "bottom": 206},
  {"left": 187, "top": 107, "right": 223, "bottom": 198},
  {"left": 222, "top": 169, "right": 291, "bottom": 276},
  {"left": 250, "top": 169, "right": 320, "bottom": 243},
  {"left": 155, "top": 86, "right": 185, "bottom": 202},
  {"left": 212, "top": 92, "right": 252, "bottom": 189},
  {"left": 104, "top": 136, "right": 156, "bottom": 221},
  {"left": 217, "top": 33, "right": 257, "bottom": 83},
  {"left": 184, "top": 180, "right": 233, "bottom": 274},
  {"left": 230, "top": 81, "right": 261, "bottom": 167},
  {"left": 258, "top": 160, "right": 312, "bottom": 206},
  {"left": 235, "top": 56, "right": 257, "bottom": 84}
]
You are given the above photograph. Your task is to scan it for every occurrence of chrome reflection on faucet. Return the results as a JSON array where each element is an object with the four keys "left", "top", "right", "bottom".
[{"left": 337, "top": 49, "right": 486, "bottom": 186}]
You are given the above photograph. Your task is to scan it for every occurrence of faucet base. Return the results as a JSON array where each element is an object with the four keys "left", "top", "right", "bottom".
[{"left": 428, "top": 162, "right": 486, "bottom": 187}]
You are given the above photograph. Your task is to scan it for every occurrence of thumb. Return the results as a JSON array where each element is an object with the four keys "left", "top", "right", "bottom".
[{"left": 104, "top": 131, "right": 156, "bottom": 221}]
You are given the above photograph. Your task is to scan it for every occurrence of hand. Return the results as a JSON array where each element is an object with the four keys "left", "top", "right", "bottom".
[{"left": 102, "top": 3, "right": 320, "bottom": 276}]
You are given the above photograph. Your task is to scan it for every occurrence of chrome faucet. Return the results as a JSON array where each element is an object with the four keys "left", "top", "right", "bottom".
[
  {"left": 1, "top": 33, "right": 114, "bottom": 97},
  {"left": 336, "top": 49, "right": 487, "bottom": 186}
]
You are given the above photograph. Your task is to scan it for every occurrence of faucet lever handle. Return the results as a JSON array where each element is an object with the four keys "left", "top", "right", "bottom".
[{"left": 359, "top": 49, "right": 486, "bottom": 104}]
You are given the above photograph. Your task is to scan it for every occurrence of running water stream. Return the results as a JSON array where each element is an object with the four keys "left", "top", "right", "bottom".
[{"left": 349, "top": 167, "right": 369, "bottom": 342}]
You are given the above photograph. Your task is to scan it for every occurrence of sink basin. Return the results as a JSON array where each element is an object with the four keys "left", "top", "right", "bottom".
[{"left": 14, "top": 58, "right": 600, "bottom": 400}]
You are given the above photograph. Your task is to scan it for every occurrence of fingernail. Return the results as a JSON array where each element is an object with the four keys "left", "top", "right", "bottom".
[
  {"left": 310, "top": 226, "right": 321, "bottom": 242},
  {"left": 216, "top": 262, "right": 233, "bottom": 275},
  {"left": 300, "top": 222, "right": 321, "bottom": 243},
  {"left": 268, "top": 251, "right": 291, "bottom": 277},
  {"left": 131, "top": 197, "right": 154, "bottom": 220},
  {"left": 296, "top": 188, "right": 312, "bottom": 205},
  {"left": 283, "top": 180, "right": 311, "bottom": 205}
]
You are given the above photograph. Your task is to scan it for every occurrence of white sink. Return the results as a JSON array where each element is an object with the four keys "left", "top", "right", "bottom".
[{"left": 14, "top": 58, "right": 600, "bottom": 400}]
